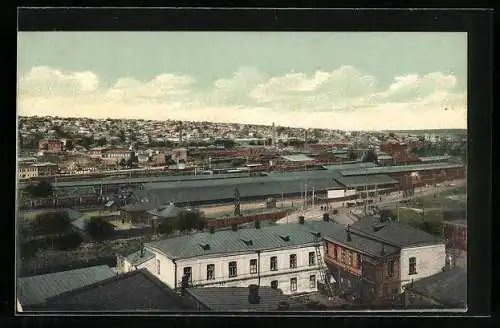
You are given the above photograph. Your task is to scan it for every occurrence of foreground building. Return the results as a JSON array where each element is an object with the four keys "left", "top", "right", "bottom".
[
  {"left": 403, "top": 267, "right": 467, "bottom": 309},
  {"left": 443, "top": 219, "right": 467, "bottom": 269},
  {"left": 119, "top": 220, "right": 343, "bottom": 295},
  {"left": 323, "top": 216, "right": 446, "bottom": 305}
]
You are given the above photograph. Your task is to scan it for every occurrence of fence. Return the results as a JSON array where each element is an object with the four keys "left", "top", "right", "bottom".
[{"left": 206, "top": 210, "right": 289, "bottom": 229}]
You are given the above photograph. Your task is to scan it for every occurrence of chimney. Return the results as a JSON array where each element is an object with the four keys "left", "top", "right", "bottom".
[
  {"left": 380, "top": 244, "right": 385, "bottom": 256},
  {"left": 255, "top": 220, "right": 261, "bottom": 229},
  {"left": 140, "top": 242, "right": 145, "bottom": 257},
  {"left": 346, "top": 225, "right": 352, "bottom": 241},
  {"left": 248, "top": 284, "right": 261, "bottom": 304},
  {"left": 299, "top": 216, "right": 305, "bottom": 224},
  {"left": 209, "top": 226, "right": 215, "bottom": 234},
  {"left": 231, "top": 223, "right": 238, "bottom": 231},
  {"left": 323, "top": 213, "right": 330, "bottom": 222},
  {"left": 277, "top": 301, "right": 290, "bottom": 310}
]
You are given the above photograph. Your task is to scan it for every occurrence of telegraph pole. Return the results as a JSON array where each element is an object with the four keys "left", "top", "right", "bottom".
[{"left": 234, "top": 187, "right": 241, "bottom": 216}]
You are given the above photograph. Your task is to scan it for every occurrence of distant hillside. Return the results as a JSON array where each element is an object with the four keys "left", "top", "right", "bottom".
[{"left": 384, "top": 129, "right": 467, "bottom": 135}]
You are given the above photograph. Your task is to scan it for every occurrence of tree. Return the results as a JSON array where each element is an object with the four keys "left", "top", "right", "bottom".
[
  {"left": 157, "top": 219, "right": 175, "bottom": 235},
  {"left": 176, "top": 211, "right": 204, "bottom": 232},
  {"left": 85, "top": 216, "right": 115, "bottom": 241},
  {"left": 25, "top": 180, "right": 54, "bottom": 198},
  {"left": 96, "top": 137, "right": 107, "bottom": 147},
  {"left": 119, "top": 158, "right": 127, "bottom": 167},
  {"left": 347, "top": 150, "right": 358, "bottom": 161},
  {"left": 417, "top": 220, "right": 443, "bottom": 237},
  {"left": 362, "top": 150, "right": 378, "bottom": 163},
  {"left": 33, "top": 211, "right": 71, "bottom": 237}
]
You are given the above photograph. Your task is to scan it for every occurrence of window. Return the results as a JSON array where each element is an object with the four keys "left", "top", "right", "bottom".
[
  {"left": 309, "top": 275, "right": 316, "bottom": 288},
  {"left": 289, "top": 254, "right": 297, "bottom": 268},
  {"left": 229, "top": 261, "right": 237, "bottom": 278},
  {"left": 409, "top": 257, "right": 417, "bottom": 275},
  {"left": 249, "top": 259, "right": 257, "bottom": 274},
  {"left": 270, "top": 256, "right": 278, "bottom": 271},
  {"left": 383, "top": 285, "right": 388, "bottom": 297},
  {"left": 183, "top": 267, "right": 192, "bottom": 283},
  {"left": 290, "top": 277, "right": 297, "bottom": 292},
  {"left": 334, "top": 245, "right": 338, "bottom": 259},
  {"left": 341, "top": 249, "right": 347, "bottom": 264},
  {"left": 309, "top": 252, "right": 316, "bottom": 266},
  {"left": 156, "top": 259, "right": 161, "bottom": 275},
  {"left": 387, "top": 260, "right": 394, "bottom": 277},
  {"left": 271, "top": 280, "right": 278, "bottom": 289},
  {"left": 348, "top": 251, "right": 354, "bottom": 266},
  {"left": 207, "top": 264, "right": 215, "bottom": 280}
]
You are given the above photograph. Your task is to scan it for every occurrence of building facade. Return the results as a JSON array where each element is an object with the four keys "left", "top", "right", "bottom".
[
  {"left": 38, "top": 138, "right": 64, "bottom": 153},
  {"left": 119, "top": 221, "right": 342, "bottom": 295},
  {"left": 443, "top": 220, "right": 467, "bottom": 269},
  {"left": 18, "top": 162, "right": 59, "bottom": 180}
]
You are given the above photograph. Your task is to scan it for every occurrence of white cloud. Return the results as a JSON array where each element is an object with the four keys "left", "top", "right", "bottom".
[
  {"left": 17, "top": 65, "right": 467, "bottom": 130},
  {"left": 18, "top": 66, "right": 99, "bottom": 97}
]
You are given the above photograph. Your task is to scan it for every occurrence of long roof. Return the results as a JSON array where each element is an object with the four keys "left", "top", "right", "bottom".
[
  {"left": 281, "top": 154, "right": 314, "bottom": 162},
  {"left": 186, "top": 287, "right": 308, "bottom": 311},
  {"left": 38, "top": 269, "right": 197, "bottom": 311},
  {"left": 146, "top": 204, "right": 183, "bottom": 218},
  {"left": 350, "top": 216, "right": 444, "bottom": 248},
  {"left": 332, "top": 173, "right": 398, "bottom": 188},
  {"left": 146, "top": 221, "right": 343, "bottom": 260},
  {"left": 17, "top": 265, "right": 115, "bottom": 306},
  {"left": 405, "top": 268, "right": 467, "bottom": 308},
  {"left": 340, "top": 163, "right": 463, "bottom": 176},
  {"left": 136, "top": 177, "right": 341, "bottom": 205}
]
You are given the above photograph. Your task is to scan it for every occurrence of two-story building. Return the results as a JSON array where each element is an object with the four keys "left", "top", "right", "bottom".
[
  {"left": 323, "top": 215, "right": 446, "bottom": 305},
  {"left": 118, "top": 220, "right": 343, "bottom": 295},
  {"left": 18, "top": 162, "right": 59, "bottom": 180},
  {"left": 443, "top": 219, "right": 467, "bottom": 269},
  {"left": 38, "top": 138, "right": 64, "bottom": 153}
]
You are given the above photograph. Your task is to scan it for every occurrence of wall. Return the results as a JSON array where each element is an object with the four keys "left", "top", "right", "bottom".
[
  {"left": 206, "top": 210, "right": 289, "bottom": 229},
  {"left": 150, "top": 252, "right": 177, "bottom": 288},
  {"left": 399, "top": 244, "right": 446, "bottom": 291},
  {"left": 147, "top": 245, "right": 324, "bottom": 295},
  {"left": 404, "top": 290, "right": 443, "bottom": 309}
]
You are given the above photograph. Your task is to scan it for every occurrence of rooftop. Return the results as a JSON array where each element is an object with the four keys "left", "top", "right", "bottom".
[
  {"left": 281, "top": 154, "right": 315, "bottom": 162},
  {"left": 124, "top": 249, "right": 155, "bottom": 266},
  {"left": 17, "top": 265, "right": 115, "bottom": 306},
  {"left": 405, "top": 268, "right": 467, "bottom": 308},
  {"left": 325, "top": 226, "right": 400, "bottom": 259},
  {"left": 146, "top": 221, "right": 343, "bottom": 260},
  {"left": 146, "top": 204, "right": 183, "bottom": 218},
  {"left": 418, "top": 155, "right": 452, "bottom": 162},
  {"left": 186, "top": 287, "right": 308, "bottom": 311},
  {"left": 444, "top": 219, "right": 467, "bottom": 227},
  {"left": 350, "top": 216, "right": 444, "bottom": 248},
  {"left": 36, "top": 269, "right": 198, "bottom": 311},
  {"left": 332, "top": 173, "right": 398, "bottom": 188},
  {"left": 340, "top": 163, "right": 463, "bottom": 177}
]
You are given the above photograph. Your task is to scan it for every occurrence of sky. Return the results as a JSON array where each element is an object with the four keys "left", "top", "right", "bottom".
[{"left": 17, "top": 32, "right": 467, "bottom": 131}]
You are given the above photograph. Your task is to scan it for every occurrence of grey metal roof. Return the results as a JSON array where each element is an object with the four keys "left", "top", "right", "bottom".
[
  {"left": 38, "top": 269, "right": 197, "bottom": 311},
  {"left": 146, "top": 221, "right": 343, "bottom": 260},
  {"left": 405, "top": 268, "right": 467, "bottom": 308},
  {"left": 322, "top": 162, "right": 377, "bottom": 171},
  {"left": 47, "top": 172, "right": 253, "bottom": 188},
  {"left": 418, "top": 156, "right": 452, "bottom": 162},
  {"left": 17, "top": 265, "right": 115, "bottom": 306},
  {"left": 281, "top": 154, "right": 314, "bottom": 162},
  {"left": 340, "top": 163, "right": 463, "bottom": 176},
  {"left": 125, "top": 249, "right": 155, "bottom": 266},
  {"left": 350, "top": 216, "right": 444, "bottom": 248},
  {"left": 137, "top": 177, "right": 341, "bottom": 205},
  {"left": 324, "top": 227, "right": 400, "bottom": 259},
  {"left": 186, "top": 287, "right": 308, "bottom": 311},
  {"left": 332, "top": 173, "right": 398, "bottom": 188},
  {"left": 444, "top": 219, "right": 467, "bottom": 227}
]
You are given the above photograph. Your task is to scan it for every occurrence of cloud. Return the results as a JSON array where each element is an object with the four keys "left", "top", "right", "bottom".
[
  {"left": 17, "top": 65, "right": 467, "bottom": 130},
  {"left": 18, "top": 66, "right": 99, "bottom": 97}
]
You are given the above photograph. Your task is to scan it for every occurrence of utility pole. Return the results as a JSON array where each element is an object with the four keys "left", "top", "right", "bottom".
[
  {"left": 312, "top": 187, "right": 315, "bottom": 209},
  {"left": 304, "top": 181, "right": 308, "bottom": 210}
]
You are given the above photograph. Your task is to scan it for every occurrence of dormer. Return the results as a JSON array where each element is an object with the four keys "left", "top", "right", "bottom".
[
  {"left": 279, "top": 235, "right": 290, "bottom": 242},
  {"left": 242, "top": 239, "right": 253, "bottom": 246},
  {"left": 199, "top": 243, "right": 210, "bottom": 251}
]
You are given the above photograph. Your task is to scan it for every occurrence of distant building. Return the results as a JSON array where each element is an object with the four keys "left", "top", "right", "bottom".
[
  {"left": 166, "top": 148, "right": 188, "bottom": 169},
  {"left": 443, "top": 220, "right": 467, "bottom": 269},
  {"left": 102, "top": 147, "right": 132, "bottom": 162},
  {"left": 18, "top": 162, "right": 58, "bottom": 180},
  {"left": 380, "top": 143, "right": 410, "bottom": 165},
  {"left": 38, "top": 138, "right": 64, "bottom": 153}
]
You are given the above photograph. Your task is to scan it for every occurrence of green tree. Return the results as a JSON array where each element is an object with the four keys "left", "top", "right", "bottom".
[
  {"left": 25, "top": 180, "right": 54, "bottom": 198},
  {"left": 347, "top": 150, "right": 358, "bottom": 161},
  {"left": 157, "top": 219, "right": 175, "bottom": 235},
  {"left": 85, "top": 216, "right": 115, "bottom": 241},
  {"left": 96, "top": 137, "right": 107, "bottom": 147},
  {"left": 176, "top": 211, "right": 204, "bottom": 232},
  {"left": 33, "top": 211, "right": 71, "bottom": 237},
  {"left": 362, "top": 150, "right": 378, "bottom": 163}
]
